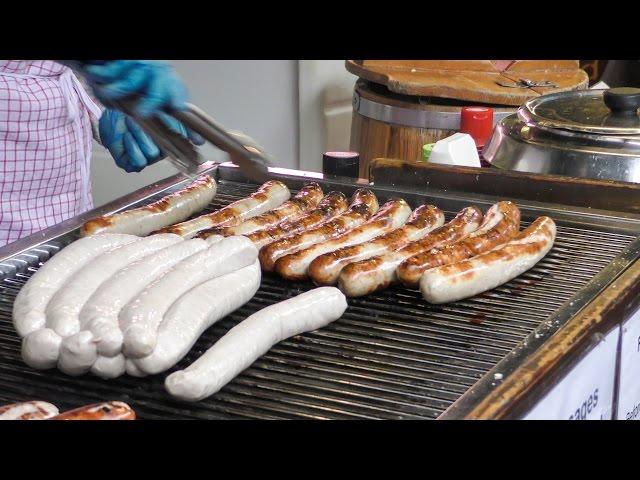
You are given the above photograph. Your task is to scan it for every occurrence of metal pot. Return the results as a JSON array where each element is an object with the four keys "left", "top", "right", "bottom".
[{"left": 484, "top": 87, "right": 640, "bottom": 183}]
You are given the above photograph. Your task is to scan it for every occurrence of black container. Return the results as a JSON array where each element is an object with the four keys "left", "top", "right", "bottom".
[{"left": 322, "top": 151, "right": 360, "bottom": 178}]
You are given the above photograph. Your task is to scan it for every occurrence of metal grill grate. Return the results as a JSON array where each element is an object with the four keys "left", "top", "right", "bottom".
[{"left": 0, "top": 180, "right": 636, "bottom": 419}]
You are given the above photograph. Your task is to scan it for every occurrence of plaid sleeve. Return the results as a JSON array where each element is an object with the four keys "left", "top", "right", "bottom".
[{"left": 53, "top": 61, "right": 104, "bottom": 143}]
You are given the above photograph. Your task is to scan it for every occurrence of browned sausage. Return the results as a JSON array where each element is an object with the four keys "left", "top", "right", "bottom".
[
  {"left": 397, "top": 201, "right": 521, "bottom": 288},
  {"left": 259, "top": 189, "right": 379, "bottom": 272},
  {"left": 247, "top": 192, "right": 348, "bottom": 250},
  {"left": 337, "top": 206, "right": 483, "bottom": 297},
  {"left": 275, "top": 199, "right": 412, "bottom": 281},
  {"left": 158, "top": 180, "right": 291, "bottom": 238},
  {"left": 0, "top": 401, "right": 59, "bottom": 420},
  {"left": 81, "top": 175, "right": 217, "bottom": 237},
  {"left": 421, "top": 216, "right": 556, "bottom": 303},
  {"left": 307, "top": 205, "right": 445, "bottom": 286},
  {"left": 50, "top": 401, "right": 136, "bottom": 420},
  {"left": 200, "top": 183, "right": 323, "bottom": 239}
]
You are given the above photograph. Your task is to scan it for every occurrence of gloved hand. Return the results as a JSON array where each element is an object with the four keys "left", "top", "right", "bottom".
[
  {"left": 82, "top": 60, "right": 188, "bottom": 118},
  {"left": 99, "top": 109, "right": 204, "bottom": 173}
]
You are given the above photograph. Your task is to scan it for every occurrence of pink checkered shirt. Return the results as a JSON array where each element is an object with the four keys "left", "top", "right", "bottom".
[{"left": 0, "top": 60, "right": 102, "bottom": 247}]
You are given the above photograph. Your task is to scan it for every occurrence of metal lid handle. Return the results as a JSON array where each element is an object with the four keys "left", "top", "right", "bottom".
[{"left": 603, "top": 87, "right": 640, "bottom": 116}]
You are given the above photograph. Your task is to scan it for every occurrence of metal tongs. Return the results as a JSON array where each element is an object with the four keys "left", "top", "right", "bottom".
[{"left": 111, "top": 99, "right": 274, "bottom": 182}]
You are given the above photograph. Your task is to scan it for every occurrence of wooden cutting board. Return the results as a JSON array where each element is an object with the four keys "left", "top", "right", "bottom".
[{"left": 345, "top": 60, "right": 589, "bottom": 106}]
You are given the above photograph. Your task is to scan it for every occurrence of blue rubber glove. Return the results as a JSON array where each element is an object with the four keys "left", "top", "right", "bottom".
[
  {"left": 99, "top": 109, "right": 204, "bottom": 173},
  {"left": 83, "top": 60, "right": 188, "bottom": 118}
]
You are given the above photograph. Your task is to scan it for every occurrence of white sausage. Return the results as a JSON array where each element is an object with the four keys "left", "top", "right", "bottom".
[
  {"left": 91, "top": 354, "right": 126, "bottom": 380},
  {"left": 57, "top": 331, "right": 96, "bottom": 376},
  {"left": 165, "top": 287, "right": 347, "bottom": 401},
  {"left": 25, "top": 234, "right": 180, "bottom": 372},
  {"left": 80, "top": 237, "right": 209, "bottom": 357},
  {"left": 12, "top": 234, "right": 137, "bottom": 337},
  {"left": 85, "top": 236, "right": 227, "bottom": 377},
  {"left": 125, "top": 358, "right": 148, "bottom": 377},
  {"left": 120, "top": 235, "right": 258, "bottom": 358},
  {"left": 134, "top": 260, "right": 261, "bottom": 375},
  {"left": 57, "top": 237, "right": 220, "bottom": 374},
  {"left": 420, "top": 217, "right": 556, "bottom": 304},
  {"left": 81, "top": 175, "right": 217, "bottom": 236},
  {"left": 46, "top": 234, "right": 181, "bottom": 338},
  {"left": 21, "top": 328, "right": 61, "bottom": 370}
]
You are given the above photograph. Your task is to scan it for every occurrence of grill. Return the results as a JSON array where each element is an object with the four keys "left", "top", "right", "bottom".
[{"left": 0, "top": 166, "right": 639, "bottom": 419}]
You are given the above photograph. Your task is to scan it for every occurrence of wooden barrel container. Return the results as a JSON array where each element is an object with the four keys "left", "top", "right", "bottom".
[
  {"left": 346, "top": 60, "right": 590, "bottom": 178},
  {"left": 350, "top": 80, "right": 516, "bottom": 178}
]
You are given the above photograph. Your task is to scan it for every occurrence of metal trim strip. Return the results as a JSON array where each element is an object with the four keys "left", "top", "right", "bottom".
[{"left": 354, "top": 92, "right": 512, "bottom": 130}]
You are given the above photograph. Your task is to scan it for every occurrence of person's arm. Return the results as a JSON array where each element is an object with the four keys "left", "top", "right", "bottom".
[
  {"left": 66, "top": 60, "right": 203, "bottom": 172},
  {"left": 75, "top": 60, "right": 188, "bottom": 117}
]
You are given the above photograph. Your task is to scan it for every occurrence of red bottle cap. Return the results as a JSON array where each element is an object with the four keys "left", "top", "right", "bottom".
[{"left": 460, "top": 107, "right": 494, "bottom": 148}]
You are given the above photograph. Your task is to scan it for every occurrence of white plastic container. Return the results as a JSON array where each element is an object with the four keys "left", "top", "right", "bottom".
[{"left": 426, "top": 133, "right": 481, "bottom": 168}]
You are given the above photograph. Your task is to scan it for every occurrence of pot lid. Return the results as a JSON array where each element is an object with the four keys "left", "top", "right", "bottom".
[{"left": 520, "top": 87, "right": 640, "bottom": 135}]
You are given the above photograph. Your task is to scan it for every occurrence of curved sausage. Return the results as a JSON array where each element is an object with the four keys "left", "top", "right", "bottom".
[
  {"left": 50, "top": 401, "right": 135, "bottom": 420},
  {"left": 165, "top": 287, "right": 348, "bottom": 402},
  {"left": 126, "top": 358, "right": 148, "bottom": 377},
  {"left": 200, "top": 183, "right": 323, "bottom": 238},
  {"left": 13, "top": 233, "right": 138, "bottom": 338},
  {"left": 420, "top": 216, "right": 556, "bottom": 304},
  {"left": 0, "top": 401, "right": 59, "bottom": 420},
  {"left": 21, "top": 328, "right": 61, "bottom": 370},
  {"left": 56, "top": 237, "right": 224, "bottom": 377},
  {"left": 337, "top": 206, "right": 483, "bottom": 298},
  {"left": 158, "top": 180, "right": 291, "bottom": 238},
  {"left": 22, "top": 234, "right": 180, "bottom": 371},
  {"left": 308, "top": 204, "right": 444, "bottom": 286},
  {"left": 81, "top": 175, "right": 217, "bottom": 237},
  {"left": 275, "top": 199, "right": 412, "bottom": 281},
  {"left": 79, "top": 237, "right": 210, "bottom": 357},
  {"left": 91, "top": 353, "right": 126, "bottom": 380},
  {"left": 57, "top": 330, "right": 97, "bottom": 376},
  {"left": 134, "top": 261, "right": 261, "bottom": 375},
  {"left": 259, "top": 189, "right": 379, "bottom": 272},
  {"left": 247, "top": 191, "right": 348, "bottom": 250},
  {"left": 397, "top": 201, "right": 521, "bottom": 288},
  {"left": 120, "top": 236, "right": 258, "bottom": 358},
  {"left": 46, "top": 234, "right": 181, "bottom": 338}
]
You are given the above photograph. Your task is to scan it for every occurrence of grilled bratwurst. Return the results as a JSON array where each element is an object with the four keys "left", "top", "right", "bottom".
[
  {"left": 159, "top": 180, "right": 290, "bottom": 238},
  {"left": 338, "top": 206, "right": 483, "bottom": 297},
  {"left": 81, "top": 175, "right": 217, "bottom": 237},
  {"left": 308, "top": 204, "right": 444, "bottom": 286},
  {"left": 420, "top": 216, "right": 556, "bottom": 304},
  {"left": 259, "top": 189, "right": 379, "bottom": 272}
]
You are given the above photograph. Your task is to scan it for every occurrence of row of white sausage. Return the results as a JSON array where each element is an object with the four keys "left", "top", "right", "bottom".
[{"left": 13, "top": 230, "right": 347, "bottom": 400}]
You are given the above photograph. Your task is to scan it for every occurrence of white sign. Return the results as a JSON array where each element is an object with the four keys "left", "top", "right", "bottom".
[
  {"left": 523, "top": 326, "right": 620, "bottom": 420},
  {"left": 616, "top": 308, "right": 640, "bottom": 419}
]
